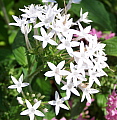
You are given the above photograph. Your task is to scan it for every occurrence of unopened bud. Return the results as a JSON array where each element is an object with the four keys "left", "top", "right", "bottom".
[{"left": 17, "top": 97, "right": 24, "bottom": 105}]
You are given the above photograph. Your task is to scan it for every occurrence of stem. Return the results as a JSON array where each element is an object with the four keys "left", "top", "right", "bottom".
[
  {"left": 24, "top": 33, "right": 32, "bottom": 51},
  {"left": 33, "top": 21, "right": 39, "bottom": 45},
  {"left": 0, "top": 0, "right": 10, "bottom": 25},
  {"left": 21, "top": 91, "right": 26, "bottom": 99}
]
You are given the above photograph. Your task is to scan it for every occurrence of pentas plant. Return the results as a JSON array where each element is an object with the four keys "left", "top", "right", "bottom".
[{"left": 8, "top": 0, "right": 109, "bottom": 119}]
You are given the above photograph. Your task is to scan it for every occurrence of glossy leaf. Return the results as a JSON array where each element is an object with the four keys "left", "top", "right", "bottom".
[{"left": 103, "top": 37, "right": 117, "bottom": 56}]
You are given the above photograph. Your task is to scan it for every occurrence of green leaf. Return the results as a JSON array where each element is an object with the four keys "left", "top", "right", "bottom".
[
  {"left": 103, "top": 37, "right": 117, "bottom": 56},
  {"left": 32, "top": 75, "right": 52, "bottom": 101},
  {"left": 71, "top": 0, "right": 113, "bottom": 31},
  {"left": 71, "top": 98, "right": 86, "bottom": 119},
  {"left": 13, "top": 47, "right": 28, "bottom": 66},
  {"left": 96, "top": 94, "right": 108, "bottom": 115},
  {"left": 12, "top": 30, "right": 28, "bottom": 66}
]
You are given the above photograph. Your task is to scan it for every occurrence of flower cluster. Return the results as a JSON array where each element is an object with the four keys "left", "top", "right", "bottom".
[
  {"left": 8, "top": 0, "right": 109, "bottom": 119},
  {"left": 105, "top": 85, "right": 117, "bottom": 120}
]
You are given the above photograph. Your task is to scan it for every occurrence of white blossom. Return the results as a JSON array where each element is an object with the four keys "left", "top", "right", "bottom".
[
  {"left": 57, "top": 34, "right": 80, "bottom": 56},
  {"left": 20, "top": 100, "right": 44, "bottom": 120},
  {"left": 48, "top": 91, "right": 69, "bottom": 115},
  {"left": 66, "top": 62, "right": 86, "bottom": 85},
  {"left": 78, "top": 84, "right": 99, "bottom": 103},
  {"left": 8, "top": 74, "right": 29, "bottom": 93},
  {"left": 78, "top": 8, "right": 92, "bottom": 24},
  {"left": 33, "top": 27, "right": 57, "bottom": 48},
  {"left": 44, "top": 61, "right": 69, "bottom": 85},
  {"left": 61, "top": 79, "right": 81, "bottom": 99}
]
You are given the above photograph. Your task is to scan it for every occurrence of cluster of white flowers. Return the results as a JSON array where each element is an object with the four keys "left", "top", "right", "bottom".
[{"left": 8, "top": 0, "right": 108, "bottom": 119}]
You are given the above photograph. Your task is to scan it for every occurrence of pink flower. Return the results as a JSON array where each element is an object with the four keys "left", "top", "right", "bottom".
[
  {"left": 105, "top": 85, "right": 117, "bottom": 120},
  {"left": 103, "top": 32, "right": 115, "bottom": 40},
  {"left": 89, "top": 28, "right": 102, "bottom": 39}
]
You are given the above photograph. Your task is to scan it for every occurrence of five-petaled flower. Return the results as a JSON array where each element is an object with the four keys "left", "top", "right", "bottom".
[
  {"left": 8, "top": 74, "right": 29, "bottom": 93},
  {"left": 44, "top": 61, "right": 69, "bottom": 85},
  {"left": 48, "top": 91, "right": 69, "bottom": 115},
  {"left": 20, "top": 100, "right": 45, "bottom": 120}
]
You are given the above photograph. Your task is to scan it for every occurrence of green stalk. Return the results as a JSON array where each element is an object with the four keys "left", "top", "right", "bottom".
[{"left": 0, "top": 0, "right": 10, "bottom": 25}]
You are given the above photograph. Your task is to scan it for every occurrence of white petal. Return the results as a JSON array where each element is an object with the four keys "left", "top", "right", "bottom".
[
  {"left": 57, "top": 44, "right": 65, "bottom": 50},
  {"left": 81, "top": 92, "right": 86, "bottom": 102},
  {"left": 47, "top": 62, "right": 56, "bottom": 71},
  {"left": 33, "top": 35, "right": 44, "bottom": 41},
  {"left": 11, "top": 76, "right": 18, "bottom": 84},
  {"left": 12, "top": 15, "right": 19, "bottom": 22},
  {"left": 17, "top": 87, "right": 22, "bottom": 93},
  {"left": 34, "top": 110, "right": 45, "bottom": 116},
  {"left": 40, "top": 27, "right": 47, "bottom": 37},
  {"left": 71, "top": 41, "right": 80, "bottom": 47},
  {"left": 55, "top": 91, "right": 60, "bottom": 100},
  {"left": 89, "top": 89, "right": 99, "bottom": 94},
  {"left": 60, "top": 70, "right": 70, "bottom": 76},
  {"left": 8, "top": 85, "right": 17, "bottom": 89},
  {"left": 71, "top": 88, "right": 80, "bottom": 96},
  {"left": 83, "top": 12, "right": 88, "bottom": 18},
  {"left": 44, "top": 71, "right": 55, "bottom": 77},
  {"left": 55, "top": 74, "right": 61, "bottom": 85},
  {"left": 66, "top": 47, "right": 73, "bottom": 54},
  {"left": 48, "top": 100, "right": 56, "bottom": 106},
  {"left": 42, "top": 41, "right": 48, "bottom": 48},
  {"left": 19, "top": 74, "right": 23, "bottom": 83},
  {"left": 9, "top": 23, "right": 19, "bottom": 26},
  {"left": 34, "top": 22, "right": 44, "bottom": 28},
  {"left": 80, "top": 8, "right": 83, "bottom": 16},
  {"left": 61, "top": 85, "right": 67, "bottom": 90},
  {"left": 48, "top": 39, "right": 58, "bottom": 46},
  {"left": 21, "top": 83, "right": 29, "bottom": 87},
  {"left": 48, "top": 30, "right": 55, "bottom": 38},
  {"left": 84, "top": 26, "right": 91, "bottom": 33},
  {"left": 26, "top": 100, "right": 32, "bottom": 109},
  {"left": 33, "top": 101, "right": 41, "bottom": 109},
  {"left": 66, "top": 90, "right": 71, "bottom": 99},
  {"left": 20, "top": 109, "right": 29, "bottom": 115},
  {"left": 59, "top": 104, "right": 69, "bottom": 110},
  {"left": 57, "top": 61, "right": 65, "bottom": 70},
  {"left": 29, "top": 113, "right": 35, "bottom": 120},
  {"left": 55, "top": 105, "right": 60, "bottom": 115},
  {"left": 86, "top": 93, "right": 91, "bottom": 103}
]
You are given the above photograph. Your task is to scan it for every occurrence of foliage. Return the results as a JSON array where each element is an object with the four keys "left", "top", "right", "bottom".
[{"left": 0, "top": 0, "right": 117, "bottom": 120}]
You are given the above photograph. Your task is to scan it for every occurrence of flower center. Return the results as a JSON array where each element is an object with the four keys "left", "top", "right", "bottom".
[
  {"left": 30, "top": 108, "right": 35, "bottom": 113},
  {"left": 17, "top": 83, "right": 21, "bottom": 87},
  {"left": 56, "top": 100, "right": 62, "bottom": 105},
  {"left": 55, "top": 68, "right": 59, "bottom": 74},
  {"left": 68, "top": 83, "right": 73, "bottom": 90},
  {"left": 64, "top": 41, "right": 70, "bottom": 47}
]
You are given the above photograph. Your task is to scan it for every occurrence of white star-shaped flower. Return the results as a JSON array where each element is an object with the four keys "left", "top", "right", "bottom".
[
  {"left": 48, "top": 91, "right": 69, "bottom": 115},
  {"left": 76, "top": 22, "right": 91, "bottom": 40},
  {"left": 72, "top": 41, "right": 93, "bottom": 68},
  {"left": 44, "top": 61, "right": 69, "bottom": 84},
  {"left": 8, "top": 74, "right": 29, "bottom": 93},
  {"left": 20, "top": 100, "right": 45, "bottom": 120},
  {"left": 78, "top": 84, "right": 99, "bottom": 103},
  {"left": 61, "top": 79, "right": 81, "bottom": 99},
  {"left": 9, "top": 15, "right": 29, "bottom": 27},
  {"left": 57, "top": 34, "right": 79, "bottom": 56},
  {"left": 33, "top": 27, "right": 57, "bottom": 48},
  {"left": 78, "top": 8, "right": 92, "bottom": 24},
  {"left": 66, "top": 62, "right": 86, "bottom": 85}
]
